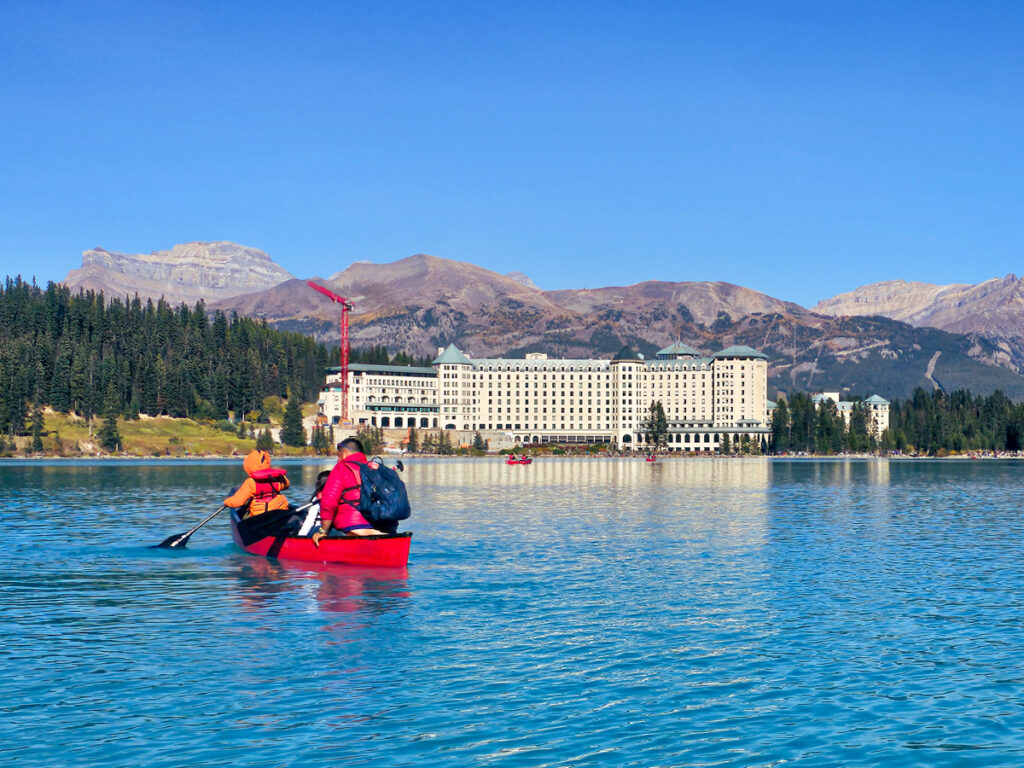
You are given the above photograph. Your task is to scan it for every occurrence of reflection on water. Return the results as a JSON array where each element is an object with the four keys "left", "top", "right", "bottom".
[
  {"left": 4, "top": 457, "right": 1024, "bottom": 767},
  {"left": 408, "top": 454, "right": 772, "bottom": 489},
  {"left": 234, "top": 557, "right": 410, "bottom": 615}
]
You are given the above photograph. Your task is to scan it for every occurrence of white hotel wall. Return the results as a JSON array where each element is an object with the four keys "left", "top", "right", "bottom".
[{"left": 320, "top": 347, "right": 772, "bottom": 450}]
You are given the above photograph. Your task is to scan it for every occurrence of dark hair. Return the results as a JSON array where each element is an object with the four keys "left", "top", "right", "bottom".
[
  {"left": 337, "top": 437, "right": 364, "bottom": 454},
  {"left": 314, "top": 470, "right": 331, "bottom": 496}
]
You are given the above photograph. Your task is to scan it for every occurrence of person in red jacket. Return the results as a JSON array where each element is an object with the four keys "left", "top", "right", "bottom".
[{"left": 312, "top": 437, "right": 378, "bottom": 545}]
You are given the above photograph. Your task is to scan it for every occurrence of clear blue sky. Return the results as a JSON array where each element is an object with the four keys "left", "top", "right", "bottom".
[{"left": 1, "top": 1, "right": 1023, "bottom": 307}]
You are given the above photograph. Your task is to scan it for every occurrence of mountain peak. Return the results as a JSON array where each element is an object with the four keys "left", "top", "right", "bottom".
[
  {"left": 64, "top": 241, "right": 294, "bottom": 305},
  {"left": 506, "top": 270, "right": 538, "bottom": 289}
]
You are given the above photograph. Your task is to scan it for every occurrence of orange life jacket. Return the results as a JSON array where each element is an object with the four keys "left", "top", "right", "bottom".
[{"left": 248, "top": 467, "right": 290, "bottom": 514}]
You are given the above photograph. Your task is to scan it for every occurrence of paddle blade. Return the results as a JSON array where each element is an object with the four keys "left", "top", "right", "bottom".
[
  {"left": 152, "top": 506, "right": 226, "bottom": 549},
  {"left": 154, "top": 532, "right": 191, "bottom": 549}
]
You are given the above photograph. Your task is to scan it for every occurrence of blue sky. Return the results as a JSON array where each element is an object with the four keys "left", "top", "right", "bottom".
[{"left": 1, "top": 1, "right": 1022, "bottom": 307}]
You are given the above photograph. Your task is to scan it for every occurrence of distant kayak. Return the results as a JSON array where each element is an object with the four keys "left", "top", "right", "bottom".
[
  {"left": 506, "top": 457, "right": 533, "bottom": 465},
  {"left": 230, "top": 508, "right": 411, "bottom": 566},
  {"left": 645, "top": 456, "right": 657, "bottom": 462}
]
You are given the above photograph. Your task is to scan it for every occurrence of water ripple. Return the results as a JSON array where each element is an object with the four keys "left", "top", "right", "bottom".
[{"left": 3, "top": 458, "right": 1024, "bottom": 765}]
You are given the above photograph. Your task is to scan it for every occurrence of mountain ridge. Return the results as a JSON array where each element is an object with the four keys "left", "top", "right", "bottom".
[
  {"left": 58, "top": 241, "right": 1024, "bottom": 401},
  {"left": 63, "top": 241, "right": 295, "bottom": 306}
]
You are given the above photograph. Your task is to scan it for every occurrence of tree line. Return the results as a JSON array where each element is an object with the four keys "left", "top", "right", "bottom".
[
  {"left": 770, "top": 393, "right": 878, "bottom": 454},
  {"left": 883, "top": 388, "right": 1024, "bottom": 454},
  {"left": 772, "top": 388, "right": 1024, "bottom": 455},
  {"left": 349, "top": 345, "right": 433, "bottom": 367},
  {"left": 639, "top": 388, "right": 1024, "bottom": 456},
  {"left": 0, "top": 276, "right": 331, "bottom": 435}
]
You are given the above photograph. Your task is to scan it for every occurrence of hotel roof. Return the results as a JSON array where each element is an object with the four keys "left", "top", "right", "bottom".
[
  {"left": 657, "top": 341, "right": 701, "bottom": 358},
  {"left": 712, "top": 345, "right": 769, "bottom": 360},
  {"left": 432, "top": 343, "right": 473, "bottom": 365}
]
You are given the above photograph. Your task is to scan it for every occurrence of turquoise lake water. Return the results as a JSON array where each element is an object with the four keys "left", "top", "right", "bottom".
[{"left": 3, "top": 457, "right": 1024, "bottom": 766}]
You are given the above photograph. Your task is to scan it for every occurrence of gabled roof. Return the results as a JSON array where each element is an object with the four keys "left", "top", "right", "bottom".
[
  {"left": 712, "top": 345, "right": 769, "bottom": 360},
  {"left": 657, "top": 341, "right": 701, "bottom": 358},
  {"left": 432, "top": 343, "right": 472, "bottom": 366}
]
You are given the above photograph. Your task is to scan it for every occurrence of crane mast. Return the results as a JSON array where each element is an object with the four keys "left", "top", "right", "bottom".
[{"left": 307, "top": 281, "right": 354, "bottom": 424}]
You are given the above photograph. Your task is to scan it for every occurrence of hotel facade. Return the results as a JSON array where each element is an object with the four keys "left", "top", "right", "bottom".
[{"left": 318, "top": 342, "right": 774, "bottom": 451}]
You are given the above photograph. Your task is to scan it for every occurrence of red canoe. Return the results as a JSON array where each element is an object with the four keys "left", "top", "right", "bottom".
[
  {"left": 645, "top": 456, "right": 657, "bottom": 462},
  {"left": 506, "top": 457, "right": 533, "bottom": 465},
  {"left": 230, "top": 509, "right": 411, "bottom": 566}
]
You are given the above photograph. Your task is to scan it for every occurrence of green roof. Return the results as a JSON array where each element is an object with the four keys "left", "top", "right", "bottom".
[
  {"left": 712, "top": 345, "right": 768, "bottom": 360},
  {"left": 864, "top": 394, "right": 889, "bottom": 405},
  {"left": 657, "top": 342, "right": 701, "bottom": 358},
  {"left": 432, "top": 343, "right": 472, "bottom": 365}
]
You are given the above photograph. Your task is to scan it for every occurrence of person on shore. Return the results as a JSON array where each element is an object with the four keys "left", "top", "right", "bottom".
[
  {"left": 224, "top": 449, "right": 290, "bottom": 517},
  {"left": 312, "top": 437, "right": 378, "bottom": 545}
]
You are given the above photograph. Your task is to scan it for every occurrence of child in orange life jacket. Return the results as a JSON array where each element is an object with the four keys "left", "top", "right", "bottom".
[{"left": 224, "top": 449, "right": 290, "bottom": 516}]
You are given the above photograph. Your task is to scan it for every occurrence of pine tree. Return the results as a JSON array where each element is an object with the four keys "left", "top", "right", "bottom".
[
  {"left": 280, "top": 396, "right": 306, "bottom": 446},
  {"left": 357, "top": 425, "right": 384, "bottom": 455},
  {"left": 771, "top": 398, "right": 790, "bottom": 453},
  {"left": 641, "top": 401, "right": 668, "bottom": 451},
  {"left": 310, "top": 425, "right": 331, "bottom": 455},
  {"left": 98, "top": 415, "right": 122, "bottom": 452},
  {"left": 31, "top": 406, "right": 44, "bottom": 452},
  {"left": 69, "top": 354, "right": 87, "bottom": 415},
  {"left": 438, "top": 429, "right": 454, "bottom": 455},
  {"left": 407, "top": 426, "right": 418, "bottom": 453},
  {"left": 256, "top": 428, "right": 274, "bottom": 451},
  {"left": 49, "top": 345, "right": 72, "bottom": 412}
]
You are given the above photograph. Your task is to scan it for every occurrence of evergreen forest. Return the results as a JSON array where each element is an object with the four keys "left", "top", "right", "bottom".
[
  {"left": 771, "top": 389, "right": 1024, "bottom": 455},
  {"left": 0, "top": 277, "right": 331, "bottom": 434}
]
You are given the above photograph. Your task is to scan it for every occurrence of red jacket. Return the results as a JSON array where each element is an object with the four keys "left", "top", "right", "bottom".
[{"left": 320, "top": 452, "right": 373, "bottom": 530}]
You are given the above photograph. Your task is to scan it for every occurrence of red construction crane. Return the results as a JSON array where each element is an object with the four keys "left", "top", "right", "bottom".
[{"left": 307, "top": 281, "right": 354, "bottom": 424}]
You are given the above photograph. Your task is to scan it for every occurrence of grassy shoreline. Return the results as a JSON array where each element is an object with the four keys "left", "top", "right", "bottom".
[
  {"left": 4, "top": 410, "right": 322, "bottom": 459},
  {"left": 5, "top": 410, "right": 1018, "bottom": 460}
]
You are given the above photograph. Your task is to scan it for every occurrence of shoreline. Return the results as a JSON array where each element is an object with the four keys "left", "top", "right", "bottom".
[{"left": 2, "top": 452, "right": 1021, "bottom": 462}]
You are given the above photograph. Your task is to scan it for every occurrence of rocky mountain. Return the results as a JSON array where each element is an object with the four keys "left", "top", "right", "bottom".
[
  {"left": 62, "top": 241, "right": 294, "bottom": 306},
  {"left": 214, "top": 254, "right": 801, "bottom": 359},
  {"left": 215, "top": 254, "right": 574, "bottom": 350},
  {"left": 55, "top": 240, "right": 1024, "bottom": 400},
  {"left": 212, "top": 253, "right": 1024, "bottom": 401},
  {"left": 813, "top": 276, "right": 1024, "bottom": 365}
]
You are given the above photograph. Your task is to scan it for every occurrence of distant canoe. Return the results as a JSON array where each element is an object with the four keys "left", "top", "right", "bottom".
[
  {"left": 230, "top": 508, "right": 411, "bottom": 566},
  {"left": 506, "top": 457, "right": 533, "bottom": 465}
]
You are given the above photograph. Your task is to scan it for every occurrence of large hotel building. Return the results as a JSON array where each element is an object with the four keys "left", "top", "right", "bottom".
[{"left": 318, "top": 342, "right": 776, "bottom": 451}]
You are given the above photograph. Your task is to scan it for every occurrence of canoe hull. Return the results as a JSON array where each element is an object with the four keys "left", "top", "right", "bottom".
[{"left": 229, "top": 510, "right": 411, "bottom": 566}]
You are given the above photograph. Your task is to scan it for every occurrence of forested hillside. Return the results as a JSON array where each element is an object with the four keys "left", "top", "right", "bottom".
[{"left": 0, "top": 277, "right": 330, "bottom": 435}]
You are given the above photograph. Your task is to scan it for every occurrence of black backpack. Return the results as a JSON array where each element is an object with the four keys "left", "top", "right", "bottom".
[{"left": 344, "top": 458, "right": 411, "bottom": 534}]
